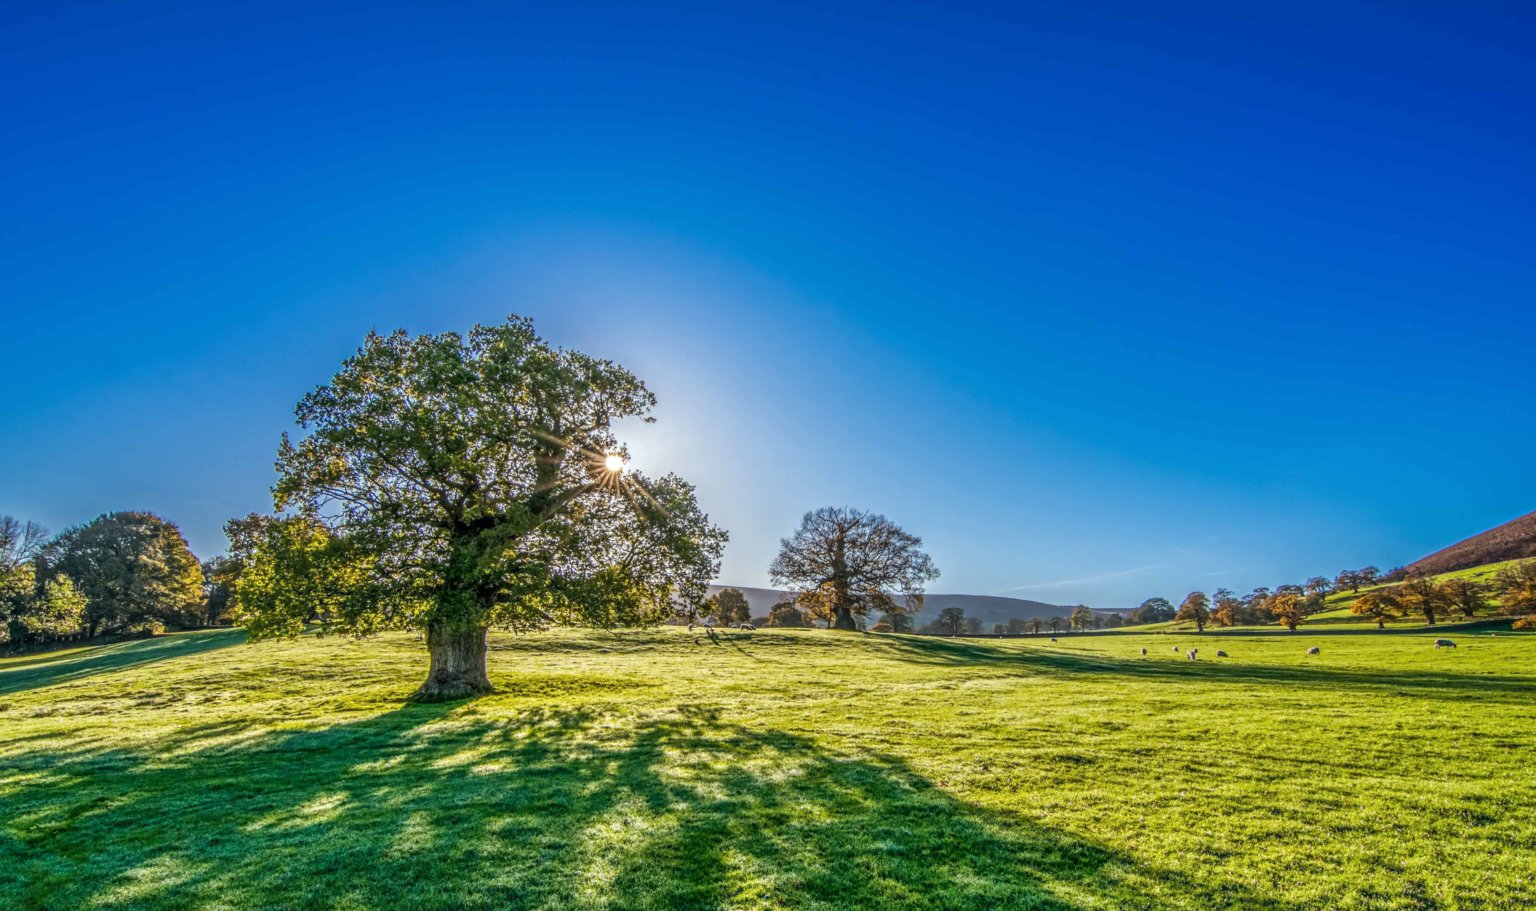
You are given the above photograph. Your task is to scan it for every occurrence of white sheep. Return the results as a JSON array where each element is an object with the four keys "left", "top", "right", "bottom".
[
  {"left": 1306, "top": 646, "right": 1321, "bottom": 655},
  {"left": 1186, "top": 649, "right": 1197, "bottom": 660},
  {"left": 1434, "top": 638, "right": 1456, "bottom": 649}
]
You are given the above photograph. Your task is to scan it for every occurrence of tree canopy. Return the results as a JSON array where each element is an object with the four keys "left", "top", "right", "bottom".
[
  {"left": 45, "top": 512, "right": 204, "bottom": 637},
  {"left": 1175, "top": 591, "right": 1210, "bottom": 632},
  {"left": 768, "top": 507, "right": 938, "bottom": 631},
  {"left": 246, "top": 316, "right": 726, "bottom": 700}
]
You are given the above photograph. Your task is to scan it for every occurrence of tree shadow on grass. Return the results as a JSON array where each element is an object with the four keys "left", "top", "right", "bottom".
[
  {"left": 878, "top": 635, "right": 1536, "bottom": 703},
  {"left": 1, "top": 702, "right": 1315, "bottom": 911},
  {"left": 0, "top": 630, "right": 246, "bottom": 696}
]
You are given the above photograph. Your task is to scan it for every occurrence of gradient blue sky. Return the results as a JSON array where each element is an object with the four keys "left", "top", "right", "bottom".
[{"left": 2, "top": 1, "right": 1533, "bottom": 607}]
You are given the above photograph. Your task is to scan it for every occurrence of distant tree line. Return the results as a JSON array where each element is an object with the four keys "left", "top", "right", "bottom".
[
  {"left": 1, "top": 512, "right": 220, "bottom": 650},
  {"left": 1129, "top": 562, "right": 1536, "bottom": 632},
  {"left": 901, "top": 603, "right": 1127, "bottom": 637}
]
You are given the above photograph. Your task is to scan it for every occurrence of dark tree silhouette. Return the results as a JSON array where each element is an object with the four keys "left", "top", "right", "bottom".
[{"left": 769, "top": 507, "right": 938, "bottom": 631}]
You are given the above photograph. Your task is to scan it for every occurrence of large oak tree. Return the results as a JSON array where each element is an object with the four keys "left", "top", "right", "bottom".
[
  {"left": 769, "top": 507, "right": 938, "bottom": 631},
  {"left": 256, "top": 316, "right": 726, "bottom": 701}
]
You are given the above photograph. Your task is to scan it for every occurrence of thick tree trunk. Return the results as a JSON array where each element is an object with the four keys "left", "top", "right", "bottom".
[
  {"left": 411, "top": 624, "right": 494, "bottom": 702},
  {"left": 831, "top": 606, "right": 858, "bottom": 631}
]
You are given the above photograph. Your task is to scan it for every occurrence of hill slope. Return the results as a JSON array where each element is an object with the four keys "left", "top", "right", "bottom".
[{"left": 1404, "top": 509, "right": 1536, "bottom": 576}]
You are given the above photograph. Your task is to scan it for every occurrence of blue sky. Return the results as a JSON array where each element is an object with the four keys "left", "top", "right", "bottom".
[{"left": 2, "top": 1, "right": 1533, "bottom": 608}]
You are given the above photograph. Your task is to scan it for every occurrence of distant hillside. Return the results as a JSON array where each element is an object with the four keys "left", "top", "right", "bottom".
[
  {"left": 1404, "top": 509, "right": 1536, "bottom": 577},
  {"left": 706, "top": 585, "right": 1113, "bottom": 626}
]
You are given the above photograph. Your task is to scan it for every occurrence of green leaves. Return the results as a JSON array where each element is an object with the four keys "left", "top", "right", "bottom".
[{"left": 248, "top": 314, "right": 724, "bottom": 644}]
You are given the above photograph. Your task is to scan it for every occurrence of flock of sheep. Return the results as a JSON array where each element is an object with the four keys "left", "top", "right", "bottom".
[{"left": 1039, "top": 639, "right": 1469, "bottom": 660}]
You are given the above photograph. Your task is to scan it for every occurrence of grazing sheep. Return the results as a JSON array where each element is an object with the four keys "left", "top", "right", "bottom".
[
  {"left": 1140, "top": 647, "right": 1147, "bottom": 656},
  {"left": 1434, "top": 638, "right": 1456, "bottom": 649},
  {"left": 738, "top": 623, "right": 756, "bottom": 631},
  {"left": 1306, "top": 646, "right": 1321, "bottom": 655},
  {"left": 1173, "top": 645, "right": 1180, "bottom": 653},
  {"left": 1186, "top": 649, "right": 1197, "bottom": 660},
  {"left": 1216, "top": 650, "right": 1228, "bottom": 657},
  {"left": 1050, "top": 637, "right": 1058, "bottom": 643}
]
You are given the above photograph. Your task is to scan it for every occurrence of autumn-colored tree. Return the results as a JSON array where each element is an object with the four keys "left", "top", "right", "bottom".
[
  {"left": 1270, "top": 591, "right": 1306, "bottom": 631},
  {"left": 1070, "top": 604, "right": 1095, "bottom": 631},
  {"left": 1494, "top": 563, "right": 1536, "bottom": 628},
  {"left": 1243, "top": 587, "right": 1273, "bottom": 624},
  {"left": 1395, "top": 576, "right": 1446, "bottom": 626},
  {"left": 1211, "top": 588, "right": 1243, "bottom": 627},
  {"left": 1176, "top": 591, "right": 1210, "bottom": 632},
  {"left": 1352, "top": 588, "right": 1401, "bottom": 629},
  {"left": 1440, "top": 578, "right": 1489, "bottom": 620}
]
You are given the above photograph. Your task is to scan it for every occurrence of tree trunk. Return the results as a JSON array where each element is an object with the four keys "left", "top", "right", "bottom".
[
  {"left": 411, "top": 624, "right": 494, "bottom": 702},
  {"left": 831, "top": 605, "right": 858, "bottom": 631}
]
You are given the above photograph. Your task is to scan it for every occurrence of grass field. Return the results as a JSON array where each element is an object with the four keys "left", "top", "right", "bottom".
[{"left": 3, "top": 626, "right": 1534, "bottom": 910}]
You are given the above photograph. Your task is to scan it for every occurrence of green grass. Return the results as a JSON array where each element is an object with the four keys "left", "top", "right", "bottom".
[{"left": 3, "top": 626, "right": 1534, "bottom": 910}]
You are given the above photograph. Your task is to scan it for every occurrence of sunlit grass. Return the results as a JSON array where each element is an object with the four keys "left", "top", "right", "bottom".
[{"left": 2, "top": 626, "right": 1534, "bottom": 909}]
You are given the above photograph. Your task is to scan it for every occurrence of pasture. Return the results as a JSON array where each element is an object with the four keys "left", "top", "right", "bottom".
[{"left": 2, "top": 627, "right": 1533, "bottom": 910}]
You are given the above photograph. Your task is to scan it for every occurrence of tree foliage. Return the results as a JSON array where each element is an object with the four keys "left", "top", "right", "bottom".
[
  {"left": 769, "top": 507, "right": 938, "bottom": 631},
  {"left": 1495, "top": 563, "right": 1536, "bottom": 627},
  {"left": 252, "top": 316, "right": 726, "bottom": 700},
  {"left": 1176, "top": 591, "right": 1210, "bottom": 632},
  {"left": 1130, "top": 597, "right": 1174, "bottom": 624},
  {"left": 1394, "top": 576, "right": 1445, "bottom": 626},
  {"left": 763, "top": 600, "right": 809, "bottom": 628},
  {"left": 935, "top": 606, "right": 965, "bottom": 636},
  {"left": 45, "top": 512, "right": 204, "bottom": 637},
  {"left": 1440, "top": 578, "right": 1489, "bottom": 619},
  {"left": 1069, "top": 604, "right": 1094, "bottom": 631},
  {"left": 712, "top": 588, "right": 751, "bottom": 625},
  {"left": 1352, "top": 588, "right": 1401, "bottom": 629},
  {"left": 1265, "top": 592, "right": 1305, "bottom": 631}
]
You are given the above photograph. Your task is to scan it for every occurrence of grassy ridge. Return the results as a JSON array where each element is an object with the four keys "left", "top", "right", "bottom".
[{"left": 3, "top": 627, "right": 1534, "bottom": 910}]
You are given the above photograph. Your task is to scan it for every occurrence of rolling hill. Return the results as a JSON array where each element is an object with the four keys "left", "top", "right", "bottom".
[
  {"left": 1403, "top": 509, "right": 1536, "bottom": 576},
  {"left": 706, "top": 585, "right": 1114, "bottom": 627}
]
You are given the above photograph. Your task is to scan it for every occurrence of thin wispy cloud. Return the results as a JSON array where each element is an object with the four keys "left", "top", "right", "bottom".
[
  {"left": 997, "top": 564, "right": 1169, "bottom": 594},
  {"left": 1205, "top": 568, "right": 1249, "bottom": 577}
]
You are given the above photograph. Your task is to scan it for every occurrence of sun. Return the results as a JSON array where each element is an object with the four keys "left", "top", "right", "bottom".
[{"left": 603, "top": 453, "right": 626, "bottom": 473}]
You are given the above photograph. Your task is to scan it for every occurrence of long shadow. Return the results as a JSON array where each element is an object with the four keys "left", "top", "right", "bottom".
[
  {"left": 880, "top": 634, "right": 1536, "bottom": 702},
  {"left": 1, "top": 703, "right": 1318, "bottom": 910},
  {"left": 0, "top": 629, "right": 246, "bottom": 696}
]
